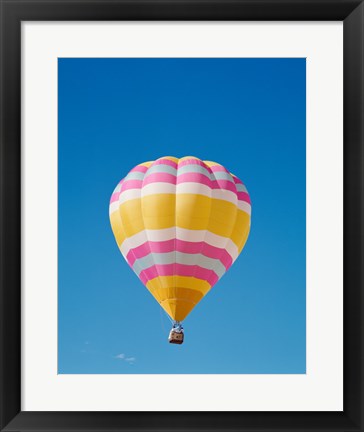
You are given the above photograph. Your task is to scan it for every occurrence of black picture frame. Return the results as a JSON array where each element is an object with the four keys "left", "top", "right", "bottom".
[{"left": 0, "top": 1, "right": 362, "bottom": 431}]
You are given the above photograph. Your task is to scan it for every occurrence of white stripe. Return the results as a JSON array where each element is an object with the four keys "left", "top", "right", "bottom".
[
  {"left": 211, "top": 189, "right": 237, "bottom": 204},
  {"left": 114, "top": 183, "right": 245, "bottom": 210},
  {"left": 120, "top": 228, "right": 176, "bottom": 256},
  {"left": 122, "top": 231, "right": 150, "bottom": 277},
  {"left": 235, "top": 183, "right": 248, "bottom": 193},
  {"left": 120, "top": 227, "right": 239, "bottom": 262},
  {"left": 124, "top": 171, "right": 145, "bottom": 181},
  {"left": 178, "top": 228, "right": 239, "bottom": 261},
  {"left": 116, "top": 182, "right": 247, "bottom": 208},
  {"left": 139, "top": 182, "right": 238, "bottom": 206},
  {"left": 141, "top": 182, "right": 175, "bottom": 196},
  {"left": 132, "top": 252, "right": 226, "bottom": 278},
  {"left": 109, "top": 201, "right": 120, "bottom": 215},
  {"left": 238, "top": 201, "right": 251, "bottom": 215},
  {"left": 112, "top": 182, "right": 123, "bottom": 193},
  {"left": 144, "top": 164, "right": 177, "bottom": 177},
  {"left": 176, "top": 182, "right": 211, "bottom": 196},
  {"left": 212, "top": 171, "right": 235, "bottom": 182},
  {"left": 118, "top": 189, "right": 141, "bottom": 204}
]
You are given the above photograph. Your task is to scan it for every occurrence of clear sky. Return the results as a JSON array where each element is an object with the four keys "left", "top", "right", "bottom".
[{"left": 58, "top": 58, "right": 306, "bottom": 374}]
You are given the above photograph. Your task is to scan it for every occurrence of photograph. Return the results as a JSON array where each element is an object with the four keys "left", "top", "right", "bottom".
[{"left": 58, "top": 57, "right": 306, "bottom": 374}]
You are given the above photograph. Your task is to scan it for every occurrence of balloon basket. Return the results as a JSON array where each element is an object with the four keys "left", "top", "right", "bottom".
[{"left": 168, "top": 322, "right": 184, "bottom": 345}]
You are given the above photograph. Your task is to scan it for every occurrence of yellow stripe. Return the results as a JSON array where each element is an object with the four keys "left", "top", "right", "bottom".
[
  {"left": 235, "top": 224, "right": 251, "bottom": 253},
  {"left": 149, "top": 284, "right": 206, "bottom": 321},
  {"left": 141, "top": 194, "right": 176, "bottom": 231},
  {"left": 139, "top": 158, "right": 229, "bottom": 170},
  {"left": 163, "top": 156, "right": 179, "bottom": 164},
  {"left": 179, "top": 156, "right": 199, "bottom": 163},
  {"left": 118, "top": 198, "right": 145, "bottom": 236},
  {"left": 118, "top": 194, "right": 250, "bottom": 247},
  {"left": 231, "top": 218, "right": 250, "bottom": 253},
  {"left": 139, "top": 161, "right": 153, "bottom": 168},
  {"left": 150, "top": 287, "right": 204, "bottom": 304},
  {"left": 203, "top": 160, "right": 222, "bottom": 168},
  {"left": 146, "top": 275, "right": 211, "bottom": 295},
  {"left": 159, "top": 294, "right": 204, "bottom": 321},
  {"left": 109, "top": 211, "right": 126, "bottom": 246}
]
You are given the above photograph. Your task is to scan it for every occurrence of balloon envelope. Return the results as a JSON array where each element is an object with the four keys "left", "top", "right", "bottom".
[{"left": 109, "top": 156, "right": 251, "bottom": 321}]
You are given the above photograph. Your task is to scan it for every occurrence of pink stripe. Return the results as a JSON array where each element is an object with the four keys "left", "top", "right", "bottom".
[
  {"left": 175, "top": 240, "right": 232, "bottom": 268},
  {"left": 178, "top": 158, "right": 206, "bottom": 168},
  {"left": 143, "top": 173, "right": 176, "bottom": 186},
  {"left": 176, "top": 240, "right": 233, "bottom": 270},
  {"left": 127, "top": 240, "right": 175, "bottom": 264},
  {"left": 118, "top": 178, "right": 241, "bottom": 194},
  {"left": 209, "top": 165, "right": 229, "bottom": 173},
  {"left": 237, "top": 191, "right": 251, "bottom": 204},
  {"left": 130, "top": 165, "right": 149, "bottom": 173},
  {"left": 119, "top": 176, "right": 242, "bottom": 195},
  {"left": 139, "top": 264, "right": 219, "bottom": 286},
  {"left": 121, "top": 180, "right": 143, "bottom": 191},
  {"left": 232, "top": 176, "right": 243, "bottom": 185},
  {"left": 153, "top": 158, "right": 178, "bottom": 168},
  {"left": 177, "top": 172, "right": 213, "bottom": 187},
  {"left": 176, "top": 173, "right": 237, "bottom": 193},
  {"left": 110, "top": 192, "right": 120, "bottom": 204},
  {"left": 126, "top": 239, "right": 233, "bottom": 269},
  {"left": 212, "top": 179, "right": 236, "bottom": 193}
]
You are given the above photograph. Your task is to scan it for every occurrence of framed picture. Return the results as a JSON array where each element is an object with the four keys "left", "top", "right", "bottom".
[{"left": 0, "top": 0, "right": 362, "bottom": 431}]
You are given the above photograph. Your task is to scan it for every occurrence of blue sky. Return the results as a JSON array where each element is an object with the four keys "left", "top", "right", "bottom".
[{"left": 58, "top": 58, "right": 306, "bottom": 374}]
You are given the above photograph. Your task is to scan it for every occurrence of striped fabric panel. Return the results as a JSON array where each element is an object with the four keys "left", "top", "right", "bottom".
[
  {"left": 140, "top": 183, "right": 241, "bottom": 208},
  {"left": 144, "top": 164, "right": 177, "bottom": 177},
  {"left": 116, "top": 194, "right": 248, "bottom": 243},
  {"left": 232, "top": 174, "right": 252, "bottom": 215},
  {"left": 146, "top": 275, "right": 212, "bottom": 296},
  {"left": 139, "top": 264, "right": 219, "bottom": 286},
  {"left": 111, "top": 157, "right": 251, "bottom": 207},
  {"left": 130, "top": 251, "right": 227, "bottom": 278},
  {"left": 110, "top": 180, "right": 123, "bottom": 203},
  {"left": 120, "top": 228, "right": 240, "bottom": 263},
  {"left": 125, "top": 239, "right": 233, "bottom": 270}
]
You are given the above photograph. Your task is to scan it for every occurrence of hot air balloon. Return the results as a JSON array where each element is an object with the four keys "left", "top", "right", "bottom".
[{"left": 109, "top": 156, "right": 251, "bottom": 344}]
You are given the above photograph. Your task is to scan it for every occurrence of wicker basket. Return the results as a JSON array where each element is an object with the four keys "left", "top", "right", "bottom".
[{"left": 168, "top": 330, "right": 184, "bottom": 344}]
